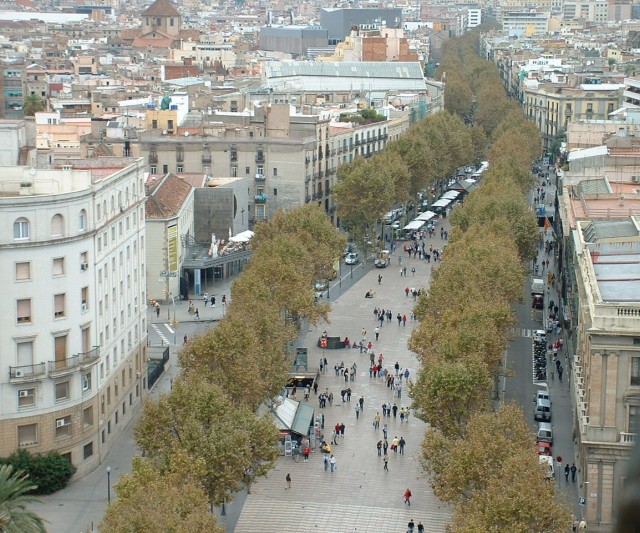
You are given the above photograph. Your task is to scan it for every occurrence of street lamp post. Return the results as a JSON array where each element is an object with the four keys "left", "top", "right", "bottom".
[
  {"left": 170, "top": 294, "right": 177, "bottom": 345},
  {"left": 106, "top": 466, "right": 112, "bottom": 504}
]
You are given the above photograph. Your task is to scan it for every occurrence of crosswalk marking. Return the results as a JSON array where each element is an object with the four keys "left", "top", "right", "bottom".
[
  {"left": 521, "top": 328, "right": 533, "bottom": 338},
  {"left": 151, "top": 323, "right": 170, "bottom": 345}
]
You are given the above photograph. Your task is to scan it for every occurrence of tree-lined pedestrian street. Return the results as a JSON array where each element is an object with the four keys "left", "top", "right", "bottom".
[{"left": 234, "top": 233, "right": 453, "bottom": 532}]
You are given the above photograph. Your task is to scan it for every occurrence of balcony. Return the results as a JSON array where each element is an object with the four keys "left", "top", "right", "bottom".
[
  {"left": 230, "top": 153, "right": 238, "bottom": 162},
  {"left": 48, "top": 355, "right": 81, "bottom": 376},
  {"left": 319, "top": 171, "right": 324, "bottom": 178},
  {"left": 620, "top": 432, "right": 636, "bottom": 445},
  {"left": 255, "top": 173, "right": 266, "bottom": 181},
  {"left": 331, "top": 149, "right": 336, "bottom": 156},
  {"left": 305, "top": 157, "right": 310, "bottom": 164},
  {"left": 254, "top": 194, "right": 267, "bottom": 203},
  {"left": 79, "top": 346, "right": 100, "bottom": 367},
  {"left": 202, "top": 153, "right": 212, "bottom": 164},
  {"left": 381, "top": 133, "right": 388, "bottom": 140},
  {"left": 9, "top": 363, "right": 46, "bottom": 382},
  {"left": 313, "top": 173, "right": 319, "bottom": 180},
  {"left": 148, "top": 152, "right": 158, "bottom": 164},
  {"left": 313, "top": 155, "right": 317, "bottom": 162},
  {"left": 305, "top": 176, "right": 311, "bottom": 183},
  {"left": 256, "top": 153, "right": 265, "bottom": 163},
  {"left": 176, "top": 152, "right": 184, "bottom": 163},
  {"left": 305, "top": 195, "right": 311, "bottom": 202}
]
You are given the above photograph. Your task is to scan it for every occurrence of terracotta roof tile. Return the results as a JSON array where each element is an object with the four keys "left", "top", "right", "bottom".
[
  {"left": 145, "top": 173, "right": 193, "bottom": 219},
  {"left": 142, "top": 0, "right": 180, "bottom": 17}
]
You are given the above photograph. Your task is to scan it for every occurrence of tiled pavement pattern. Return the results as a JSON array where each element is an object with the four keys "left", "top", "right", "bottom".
[{"left": 234, "top": 225, "right": 454, "bottom": 533}]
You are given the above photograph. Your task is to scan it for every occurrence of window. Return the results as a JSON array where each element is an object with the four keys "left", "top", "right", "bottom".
[
  {"left": 55, "top": 415, "right": 71, "bottom": 438},
  {"left": 13, "top": 218, "right": 29, "bottom": 240},
  {"left": 586, "top": 103, "right": 593, "bottom": 113},
  {"left": 632, "top": 357, "right": 640, "bottom": 386},
  {"left": 81, "top": 251, "right": 88, "bottom": 269},
  {"left": 177, "top": 165, "right": 183, "bottom": 173},
  {"left": 231, "top": 166, "right": 237, "bottom": 177},
  {"left": 630, "top": 405, "right": 640, "bottom": 435},
  {"left": 53, "top": 257, "right": 65, "bottom": 276},
  {"left": 150, "top": 166, "right": 157, "bottom": 174},
  {"left": 55, "top": 381, "right": 70, "bottom": 401},
  {"left": 16, "top": 341, "right": 33, "bottom": 367},
  {"left": 273, "top": 167, "right": 278, "bottom": 176},
  {"left": 17, "top": 299, "right": 31, "bottom": 324},
  {"left": 15, "top": 262, "right": 31, "bottom": 281},
  {"left": 51, "top": 214, "right": 64, "bottom": 237},
  {"left": 18, "top": 388, "right": 35, "bottom": 408},
  {"left": 18, "top": 424, "right": 37, "bottom": 446},
  {"left": 83, "top": 406, "right": 94, "bottom": 427},
  {"left": 54, "top": 335, "right": 68, "bottom": 369},
  {"left": 54, "top": 294, "right": 65, "bottom": 318},
  {"left": 83, "top": 442, "right": 93, "bottom": 460},
  {"left": 163, "top": 164, "right": 168, "bottom": 174},
  {"left": 82, "top": 371, "right": 92, "bottom": 392},
  {"left": 81, "top": 287, "right": 88, "bottom": 311}
]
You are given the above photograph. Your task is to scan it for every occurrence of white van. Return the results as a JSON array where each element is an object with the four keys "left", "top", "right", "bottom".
[
  {"left": 539, "top": 455, "right": 554, "bottom": 479},
  {"left": 537, "top": 422, "right": 553, "bottom": 445}
]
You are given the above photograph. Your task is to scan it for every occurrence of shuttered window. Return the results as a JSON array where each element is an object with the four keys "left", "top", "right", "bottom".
[
  {"left": 54, "top": 335, "right": 67, "bottom": 366},
  {"left": 54, "top": 294, "right": 65, "bottom": 318},
  {"left": 17, "top": 299, "right": 31, "bottom": 323},
  {"left": 15, "top": 262, "right": 30, "bottom": 280}
]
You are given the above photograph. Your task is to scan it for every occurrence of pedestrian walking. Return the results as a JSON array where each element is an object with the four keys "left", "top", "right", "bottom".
[
  {"left": 558, "top": 365, "right": 564, "bottom": 382},
  {"left": 564, "top": 464, "right": 570, "bottom": 482},
  {"left": 382, "top": 424, "right": 388, "bottom": 440},
  {"left": 355, "top": 405, "right": 360, "bottom": 419},
  {"left": 411, "top": 267, "right": 416, "bottom": 276},
  {"left": 399, "top": 436, "right": 406, "bottom": 455},
  {"left": 571, "top": 463, "right": 577, "bottom": 482},
  {"left": 323, "top": 455, "right": 329, "bottom": 471},
  {"left": 374, "top": 412, "right": 381, "bottom": 429},
  {"left": 183, "top": 334, "right": 188, "bottom": 345},
  {"left": 303, "top": 446, "right": 310, "bottom": 462},
  {"left": 285, "top": 473, "right": 291, "bottom": 489},
  {"left": 155, "top": 304, "right": 160, "bottom": 318},
  {"left": 359, "top": 396, "right": 364, "bottom": 410},
  {"left": 392, "top": 403, "right": 398, "bottom": 418},
  {"left": 378, "top": 274, "right": 382, "bottom": 285},
  {"left": 375, "top": 326, "right": 380, "bottom": 341},
  {"left": 383, "top": 453, "right": 389, "bottom": 471},
  {"left": 402, "top": 314, "right": 407, "bottom": 326},
  {"left": 330, "top": 455, "right": 336, "bottom": 472},
  {"left": 417, "top": 522, "right": 425, "bottom": 533},
  {"left": 377, "top": 440, "right": 382, "bottom": 456},
  {"left": 194, "top": 308, "right": 199, "bottom": 319},
  {"left": 400, "top": 408, "right": 405, "bottom": 423},
  {"left": 397, "top": 313, "right": 402, "bottom": 325},
  {"left": 403, "top": 488, "right": 412, "bottom": 506}
]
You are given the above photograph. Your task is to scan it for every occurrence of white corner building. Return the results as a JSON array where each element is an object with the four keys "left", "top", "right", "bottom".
[{"left": 0, "top": 159, "right": 148, "bottom": 477}]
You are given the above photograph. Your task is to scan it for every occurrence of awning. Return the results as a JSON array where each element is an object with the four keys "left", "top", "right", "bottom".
[
  {"left": 416, "top": 210, "right": 436, "bottom": 221},
  {"left": 403, "top": 220, "right": 425, "bottom": 230},
  {"left": 432, "top": 198, "right": 452, "bottom": 208},
  {"left": 229, "top": 230, "right": 255, "bottom": 243},
  {"left": 442, "top": 190, "right": 460, "bottom": 200},
  {"left": 291, "top": 402, "right": 315, "bottom": 436}
]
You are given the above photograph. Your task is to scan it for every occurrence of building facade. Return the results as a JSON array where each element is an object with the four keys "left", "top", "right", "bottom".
[{"left": 0, "top": 159, "right": 148, "bottom": 478}]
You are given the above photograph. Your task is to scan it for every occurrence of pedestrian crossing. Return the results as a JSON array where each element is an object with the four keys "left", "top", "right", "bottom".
[
  {"left": 151, "top": 323, "right": 170, "bottom": 345},
  {"left": 513, "top": 328, "right": 535, "bottom": 338}
]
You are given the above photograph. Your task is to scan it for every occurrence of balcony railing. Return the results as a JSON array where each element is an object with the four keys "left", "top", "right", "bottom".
[
  {"left": 256, "top": 153, "right": 265, "bottom": 163},
  {"left": 620, "top": 432, "right": 636, "bottom": 444},
  {"left": 148, "top": 152, "right": 158, "bottom": 164},
  {"left": 176, "top": 151, "right": 184, "bottom": 163},
  {"left": 254, "top": 173, "right": 266, "bottom": 181},
  {"left": 305, "top": 195, "right": 311, "bottom": 202},
  {"left": 202, "top": 154, "right": 212, "bottom": 164},
  {"left": 9, "top": 363, "right": 46, "bottom": 380},
  {"left": 254, "top": 194, "right": 267, "bottom": 203},
  {"left": 48, "top": 355, "right": 80, "bottom": 375},
  {"left": 79, "top": 346, "right": 100, "bottom": 366},
  {"left": 319, "top": 171, "right": 324, "bottom": 178}
]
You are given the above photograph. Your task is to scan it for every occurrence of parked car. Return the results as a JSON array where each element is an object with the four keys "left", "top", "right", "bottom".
[
  {"left": 534, "top": 397, "right": 552, "bottom": 422},
  {"left": 345, "top": 253, "right": 359, "bottom": 265},
  {"left": 537, "top": 422, "right": 553, "bottom": 445},
  {"left": 539, "top": 455, "right": 555, "bottom": 479},
  {"left": 391, "top": 221, "right": 401, "bottom": 230},
  {"left": 537, "top": 441, "right": 552, "bottom": 456}
]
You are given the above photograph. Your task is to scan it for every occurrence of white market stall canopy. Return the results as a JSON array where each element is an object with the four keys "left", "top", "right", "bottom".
[
  {"left": 442, "top": 190, "right": 460, "bottom": 200},
  {"left": 416, "top": 210, "right": 436, "bottom": 221},
  {"left": 403, "top": 220, "right": 425, "bottom": 231},
  {"left": 229, "top": 230, "right": 255, "bottom": 243},
  {"left": 432, "top": 198, "right": 452, "bottom": 208}
]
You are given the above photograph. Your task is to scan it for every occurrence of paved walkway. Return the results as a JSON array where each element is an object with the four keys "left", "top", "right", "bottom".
[{"left": 233, "top": 225, "right": 454, "bottom": 533}]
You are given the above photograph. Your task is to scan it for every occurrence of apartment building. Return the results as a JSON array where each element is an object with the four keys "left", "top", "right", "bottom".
[
  {"left": 523, "top": 82, "right": 622, "bottom": 150},
  {"left": 0, "top": 159, "right": 148, "bottom": 478}
]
